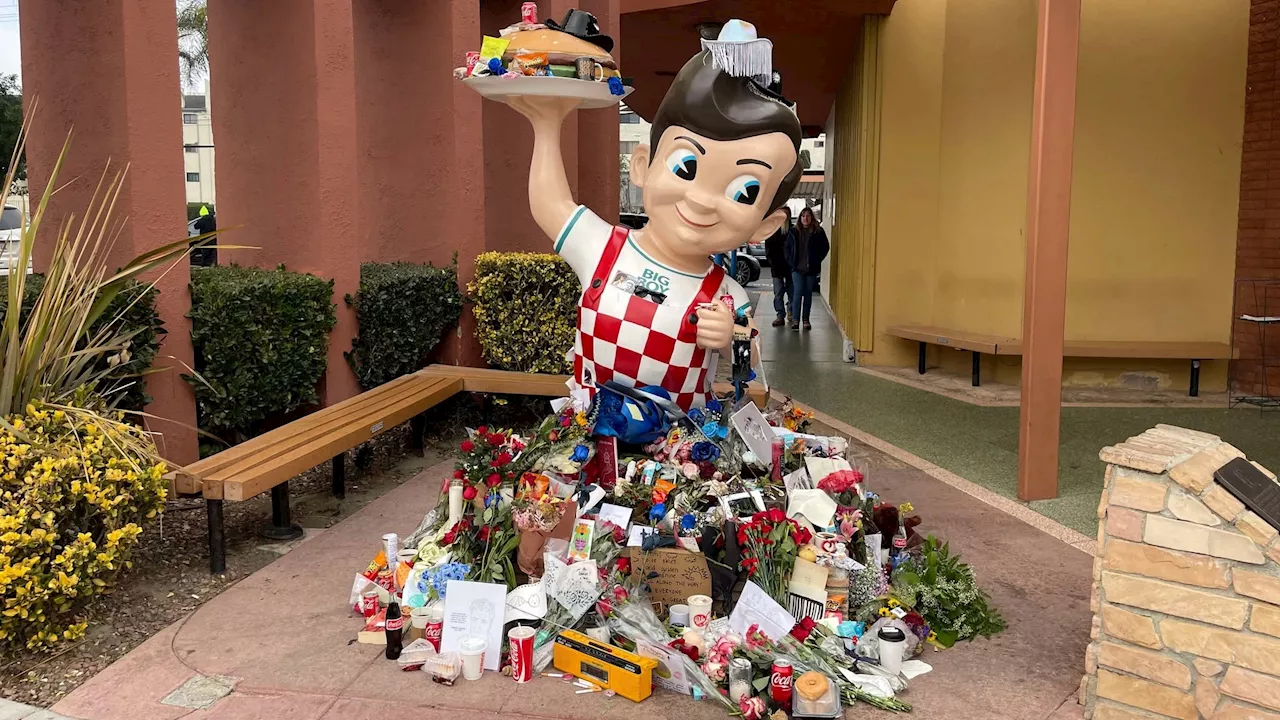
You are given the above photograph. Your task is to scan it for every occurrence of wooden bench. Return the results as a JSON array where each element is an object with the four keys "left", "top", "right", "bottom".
[
  {"left": 168, "top": 365, "right": 768, "bottom": 572},
  {"left": 885, "top": 325, "right": 1014, "bottom": 387},
  {"left": 887, "top": 325, "right": 1233, "bottom": 396}
]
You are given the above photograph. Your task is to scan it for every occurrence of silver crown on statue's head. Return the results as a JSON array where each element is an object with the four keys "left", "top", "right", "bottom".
[{"left": 700, "top": 19, "right": 774, "bottom": 86}]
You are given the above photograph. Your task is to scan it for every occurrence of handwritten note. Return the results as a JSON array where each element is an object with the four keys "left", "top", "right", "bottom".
[
  {"left": 628, "top": 547, "right": 711, "bottom": 605},
  {"left": 729, "top": 581, "right": 797, "bottom": 642}
]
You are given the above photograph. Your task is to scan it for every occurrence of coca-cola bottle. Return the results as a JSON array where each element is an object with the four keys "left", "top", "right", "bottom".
[
  {"left": 385, "top": 600, "right": 404, "bottom": 660},
  {"left": 890, "top": 513, "right": 908, "bottom": 564}
]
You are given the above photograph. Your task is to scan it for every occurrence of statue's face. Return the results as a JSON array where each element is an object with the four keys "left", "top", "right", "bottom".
[{"left": 634, "top": 126, "right": 796, "bottom": 260}]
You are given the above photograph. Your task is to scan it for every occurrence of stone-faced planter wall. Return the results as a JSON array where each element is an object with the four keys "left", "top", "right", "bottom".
[{"left": 1087, "top": 424, "right": 1280, "bottom": 719}]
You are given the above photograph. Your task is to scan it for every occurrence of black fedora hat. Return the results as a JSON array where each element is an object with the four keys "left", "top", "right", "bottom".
[{"left": 546, "top": 9, "right": 614, "bottom": 53}]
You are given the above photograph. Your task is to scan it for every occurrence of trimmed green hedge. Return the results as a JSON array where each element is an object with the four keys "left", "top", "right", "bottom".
[
  {"left": 346, "top": 261, "right": 462, "bottom": 390},
  {"left": 0, "top": 275, "right": 162, "bottom": 411},
  {"left": 470, "top": 252, "right": 578, "bottom": 375},
  {"left": 187, "top": 265, "right": 336, "bottom": 439}
]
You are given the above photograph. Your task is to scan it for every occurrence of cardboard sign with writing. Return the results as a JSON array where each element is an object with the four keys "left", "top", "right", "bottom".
[{"left": 629, "top": 547, "right": 712, "bottom": 606}]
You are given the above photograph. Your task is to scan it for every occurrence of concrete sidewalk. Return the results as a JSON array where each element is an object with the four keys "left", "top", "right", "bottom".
[{"left": 50, "top": 457, "right": 1091, "bottom": 720}]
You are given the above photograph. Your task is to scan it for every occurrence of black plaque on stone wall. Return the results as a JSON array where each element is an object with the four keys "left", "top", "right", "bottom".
[{"left": 1214, "top": 457, "right": 1280, "bottom": 531}]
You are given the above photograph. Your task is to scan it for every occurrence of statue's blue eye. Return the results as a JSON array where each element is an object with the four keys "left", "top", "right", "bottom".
[
  {"left": 665, "top": 150, "right": 698, "bottom": 181},
  {"left": 726, "top": 175, "right": 761, "bottom": 205}
]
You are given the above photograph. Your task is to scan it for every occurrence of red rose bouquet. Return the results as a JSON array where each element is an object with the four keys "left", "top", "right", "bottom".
[
  {"left": 737, "top": 508, "right": 813, "bottom": 606},
  {"left": 818, "top": 469, "right": 864, "bottom": 507}
]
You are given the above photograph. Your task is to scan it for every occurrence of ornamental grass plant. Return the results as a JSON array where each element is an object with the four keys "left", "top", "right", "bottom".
[{"left": 0, "top": 114, "right": 214, "bottom": 649}]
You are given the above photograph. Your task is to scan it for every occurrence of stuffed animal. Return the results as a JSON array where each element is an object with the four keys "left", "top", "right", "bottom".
[{"left": 873, "top": 505, "right": 924, "bottom": 551}]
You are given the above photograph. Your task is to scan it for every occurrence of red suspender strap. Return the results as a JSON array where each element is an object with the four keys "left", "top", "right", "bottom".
[
  {"left": 679, "top": 265, "right": 728, "bottom": 341},
  {"left": 583, "top": 226, "right": 631, "bottom": 307}
]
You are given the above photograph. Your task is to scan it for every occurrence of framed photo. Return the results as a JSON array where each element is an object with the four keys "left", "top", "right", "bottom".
[
  {"left": 731, "top": 402, "right": 775, "bottom": 463},
  {"left": 719, "top": 490, "right": 765, "bottom": 521}
]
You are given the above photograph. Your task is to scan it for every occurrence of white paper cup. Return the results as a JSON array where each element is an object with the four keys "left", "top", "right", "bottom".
[
  {"left": 687, "top": 594, "right": 713, "bottom": 630},
  {"left": 878, "top": 627, "right": 906, "bottom": 675},
  {"left": 668, "top": 604, "right": 690, "bottom": 627},
  {"left": 410, "top": 606, "right": 431, "bottom": 629},
  {"left": 459, "top": 638, "right": 487, "bottom": 681}
]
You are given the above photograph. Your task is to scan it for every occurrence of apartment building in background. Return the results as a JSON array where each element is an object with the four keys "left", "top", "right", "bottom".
[{"left": 182, "top": 93, "right": 215, "bottom": 206}]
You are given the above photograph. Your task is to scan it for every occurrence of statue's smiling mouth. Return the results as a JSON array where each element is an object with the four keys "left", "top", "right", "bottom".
[{"left": 676, "top": 206, "right": 718, "bottom": 229}]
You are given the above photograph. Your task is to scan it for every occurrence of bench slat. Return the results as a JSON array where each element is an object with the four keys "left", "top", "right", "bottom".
[
  {"left": 999, "top": 340, "right": 1233, "bottom": 359},
  {"left": 212, "top": 374, "right": 455, "bottom": 484},
  {"left": 885, "top": 325, "right": 1010, "bottom": 355},
  {"left": 179, "top": 371, "right": 425, "bottom": 480},
  {"left": 221, "top": 375, "right": 464, "bottom": 501}
]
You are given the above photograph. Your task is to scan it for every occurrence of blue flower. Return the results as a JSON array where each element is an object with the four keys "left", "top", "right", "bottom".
[
  {"left": 571, "top": 444, "right": 590, "bottom": 463},
  {"left": 649, "top": 502, "right": 666, "bottom": 521},
  {"left": 688, "top": 408, "right": 705, "bottom": 425},
  {"left": 607, "top": 77, "right": 626, "bottom": 96},
  {"left": 680, "top": 513, "right": 696, "bottom": 531},
  {"left": 691, "top": 441, "right": 721, "bottom": 463},
  {"left": 484, "top": 492, "right": 499, "bottom": 508},
  {"left": 706, "top": 396, "right": 723, "bottom": 413},
  {"left": 487, "top": 58, "right": 503, "bottom": 74},
  {"left": 701, "top": 421, "right": 728, "bottom": 440}
]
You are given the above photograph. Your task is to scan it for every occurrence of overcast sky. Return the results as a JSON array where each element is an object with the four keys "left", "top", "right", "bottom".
[{"left": 0, "top": 2, "right": 19, "bottom": 82}]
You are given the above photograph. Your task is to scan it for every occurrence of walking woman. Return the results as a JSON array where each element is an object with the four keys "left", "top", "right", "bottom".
[
  {"left": 764, "top": 206, "right": 792, "bottom": 326},
  {"left": 784, "top": 207, "right": 829, "bottom": 330}
]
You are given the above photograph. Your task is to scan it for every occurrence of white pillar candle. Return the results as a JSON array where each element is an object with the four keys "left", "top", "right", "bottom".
[{"left": 447, "top": 480, "right": 463, "bottom": 528}]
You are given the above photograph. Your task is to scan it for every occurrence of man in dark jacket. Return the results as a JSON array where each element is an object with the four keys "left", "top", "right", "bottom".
[{"left": 764, "top": 206, "right": 792, "bottom": 326}]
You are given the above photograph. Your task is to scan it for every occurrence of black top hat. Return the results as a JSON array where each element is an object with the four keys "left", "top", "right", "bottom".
[{"left": 546, "top": 9, "right": 614, "bottom": 53}]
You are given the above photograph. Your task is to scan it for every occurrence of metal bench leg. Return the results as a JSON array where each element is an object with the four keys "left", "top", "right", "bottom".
[
  {"left": 972, "top": 352, "right": 981, "bottom": 387},
  {"left": 262, "top": 481, "right": 304, "bottom": 541},
  {"left": 332, "top": 454, "right": 346, "bottom": 499},
  {"left": 1189, "top": 359, "right": 1201, "bottom": 398},
  {"left": 918, "top": 342, "right": 927, "bottom": 375},
  {"left": 207, "top": 499, "right": 226, "bottom": 574}
]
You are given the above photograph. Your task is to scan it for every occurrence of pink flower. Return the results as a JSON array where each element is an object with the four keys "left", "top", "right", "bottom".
[
  {"left": 682, "top": 462, "right": 700, "bottom": 480},
  {"left": 740, "top": 696, "right": 766, "bottom": 720},
  {"left": 613, "top": 586, "right": 629, "bottom": 603},
  {"left": 702, "top": 660, "right": 726, "bottom": 682},
  {"left": 674, "top": 442, "right": 693, "bottom": 464},
  {"left": 745, "top": 623, "right": 769, "bottom": 650}
]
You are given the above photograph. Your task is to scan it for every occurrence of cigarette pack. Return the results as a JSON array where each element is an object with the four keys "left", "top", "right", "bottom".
[{"left": 552, "top": 629, "right": 658, "bottom": 703}]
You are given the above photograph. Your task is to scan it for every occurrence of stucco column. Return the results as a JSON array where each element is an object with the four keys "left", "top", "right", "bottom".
[
  {"left": 575, "top": 0, "right": 622, "bottom": 223},
  {"left": 19, "top": 0, "right": 199, "bottom": 464},
  {"left": 208, "top": 0, "right": 361, "bottom": 403},
  {"left": 1017, "top": 0, "right": 1081, "bottom": 501}
]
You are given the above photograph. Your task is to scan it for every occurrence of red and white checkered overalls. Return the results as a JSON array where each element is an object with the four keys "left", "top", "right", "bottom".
[{"left": 572, "top": 225, "right": 727, "bottom": 411}]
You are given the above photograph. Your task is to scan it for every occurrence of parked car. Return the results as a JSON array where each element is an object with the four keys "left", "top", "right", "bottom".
[
  {"left": 716, "top": 248, "right": 760, "bottom": 287},
  {"left": 0, "top": 205, "right": 32, "bottom": 275},
  {"left": 745, "top": 239, "right": 768, "bottom": 264}
]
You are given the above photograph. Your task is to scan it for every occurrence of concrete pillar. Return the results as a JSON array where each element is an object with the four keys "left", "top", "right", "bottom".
[
  {"left": 1017, "top": 0, "right": 1081, "bottom": 501},
  {"left": 19, "top": 0, "right": 199, "bottom": 464},
  {"left": 208, "top": 0, "right": 361, "bottom": 403}
]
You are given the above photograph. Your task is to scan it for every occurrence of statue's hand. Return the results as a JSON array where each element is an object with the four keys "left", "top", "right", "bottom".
[
  {"left": 507, "top": 95, "right": 582, "bottom": 130},
  {"left": 694, "top": 302, "right": 734, "bottom": 352}
]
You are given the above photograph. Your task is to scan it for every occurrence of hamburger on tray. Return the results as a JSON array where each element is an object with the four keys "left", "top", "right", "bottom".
[{"left": 456, "top": 5, "right": 633, "bottom": 107}]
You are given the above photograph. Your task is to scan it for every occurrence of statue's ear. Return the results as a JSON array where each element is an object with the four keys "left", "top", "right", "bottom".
[
  {"left": 631, "top": 144, "right": 651, "bottom": 188},
  {"left": 749, "top": 208, "right": 788, "bottom": 244}
]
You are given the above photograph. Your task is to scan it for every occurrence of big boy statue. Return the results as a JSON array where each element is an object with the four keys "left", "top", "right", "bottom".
[{"left": 509, "top": 20, "right": 801, "bottom": 411}]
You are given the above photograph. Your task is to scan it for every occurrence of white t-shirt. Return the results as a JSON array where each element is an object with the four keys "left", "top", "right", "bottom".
[{"left": 555, "top": 206, "right": 752, "bottom": 316}]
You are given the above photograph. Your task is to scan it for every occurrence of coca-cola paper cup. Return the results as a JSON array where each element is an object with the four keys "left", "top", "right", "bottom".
[{"left": 508, "top": 626, "right": 535, "bottom": 683}]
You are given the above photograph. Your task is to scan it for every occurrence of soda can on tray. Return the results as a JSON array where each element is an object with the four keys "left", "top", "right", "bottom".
[
  {"left": 425, "top": 608, "right": 444, "bottom": 653},
  {"left": 508, "top": 626, "right": 535, "bottom": 683},
  {"left": 360, "top": 590, "right": 380, "bottom": 619},
  {"left": 770, "top": 658, "right": 794, "bottom": 706},
  {"left": 521, "top": 2, "right": 538, "bottom": 24}
]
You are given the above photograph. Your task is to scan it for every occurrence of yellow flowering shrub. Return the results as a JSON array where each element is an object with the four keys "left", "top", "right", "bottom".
[
  {"left": 470, "top": 252, "right": 579, "bottom": 375},
  {"left": 0, "top": 402, "right": 167, "bottom": 650}
]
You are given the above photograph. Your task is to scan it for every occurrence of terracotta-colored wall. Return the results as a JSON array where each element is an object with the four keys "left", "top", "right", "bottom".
[
  {"left": 20, "top": 0, "right": 199, "bottom": 463},
  {"left": 1232, "top": 0, "right": 1280, "bottom": 397},
  {"left": 209, "top": 0, "right": 361, "bottom": 403}
]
